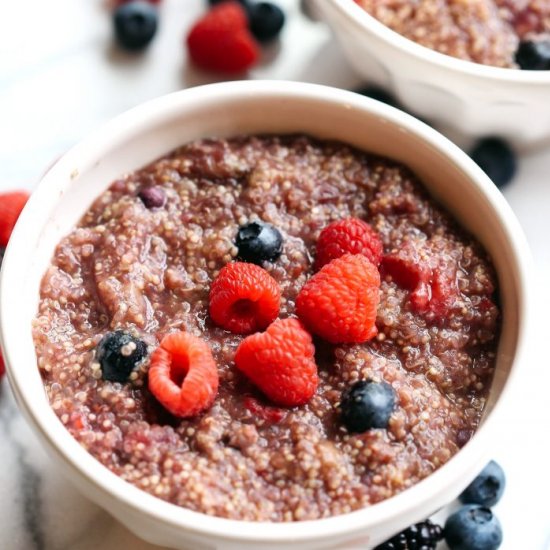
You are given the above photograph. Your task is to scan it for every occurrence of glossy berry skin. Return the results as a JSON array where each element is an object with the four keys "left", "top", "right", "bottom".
[
  {"left": 114, "top": 1, "right": 158, "bottom": 51},
  {"left": 138, "top": 186, "right": 166, "bottom": 209},
  {"left": 469, "top": 138, "right": 517, "bottom": 189},
  {"left": 515, "top": 40, "right": 550, "bottom": 70},
  {"left": 0, "top": 191, "right": 30, "bottom": 248},
  {"left": 374, "top": 519, "right": 443, "bottom": 550},
  {"left": 148, "top": 332, "right": 219, "bottom": 418},
  {"left": 341, "top": 380, "right": 396, "bottom": 433},
  {"left": 235, "top": 318, "right": 318, "bottom": 407},
  {"left": 97, "top": 331, "right": 147, "bottom": 382},
  {"left": 444, "top": 505, "right": 502, "bottom": 550},
  {"left": 209, "top": 262, "right": 280, "bottom": 334},
  {"left": 296, "top": 254, "right": 380, "bottom": 344},
  {"left": 249, "top": 2, "right": 286, "bottom": 43},
  {"left": 236, "top": 221, "right": 283, "bottom": 264},
  {"left": 460, "top": 460, "right": 506, "bottom": 507}
]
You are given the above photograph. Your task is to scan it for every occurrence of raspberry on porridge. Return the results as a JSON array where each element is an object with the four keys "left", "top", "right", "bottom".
[{"left": 32, "top": 135, "right": 500, "bottom": 522}]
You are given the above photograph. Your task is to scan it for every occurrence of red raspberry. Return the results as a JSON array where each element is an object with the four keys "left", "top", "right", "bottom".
[
  {"left": 0, "top": 191, "right": 30, "bottom": 247},
  {"left": 296, "top": 254, "right": 380, "bottom": 344},
  {"left": 209, "top": 262, "right": 280, "bottom": 334},
  {"left": 186, "top": 2, "right": 260, "bottom": 74},
  {"left": 148, "top": 332, "right": 219, "bottom": 418},
  {"left": 244, "top": 396, "right": 288, "bottom": 423},
  {"left": 235, "top": 318, "right": 318, "bottom": 407},
  {"left": 0, "top": 353, "right": 5, "bottom": 379},
  {"left": 315, "top": 217, "right": 383, "bottom": 270}
]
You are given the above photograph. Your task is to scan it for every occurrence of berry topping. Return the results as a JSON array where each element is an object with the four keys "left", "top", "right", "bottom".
[
  {"left": 296, "top": 254, "right": 380, "bottom": 344},
  {"left": 244, "top": 395, "right": 287, "bottom": 423},
  {"left": 459, "top": 460, "right": 506, "bottom": 507},
  {"left": 315, "top": 217, "right": 383, "bottom": 270},
  {"left": 138, "top": 186, "right": 166, "bottom": 209},
  {"left": 354, "top": 86, "right": 399, "bottom": 108},
  {"left": 235, "top": 221, "right": 283, "bottom": 264},
  {"left": 187, "top": 2, "right": 259, "bottom": 74},
  {"left": 470, "top": 137, "right": 517, "bottom": 189},
  {"left": 249, "top": 2, "right": 286, "bottom": 43},
  {"left": 340, "top": 380, "right": 396, "bottom": 433},
  {"left": 113, "top": 1, "right": 158, "bottom": 51},
  {"left": 148, "top": 331, "right": 219, "bottom": 418},
  {"left": 209, "top": 262, "right": 280, "bottom": 334},
  {"left": 0, "top": 191, "right": 30, "bottom": 248},
  {"left": 97, "top": 330, "right": 148, "bottom": 382},
  {"left": 235, "top": 318, "right": 318, "bottom": 407},
  {"left": 374, "top": 519, "right": 443, "bottom": 550},
  {"left": 515, "top": 40, "right": 550, "bottom": 70},
  {"left": 444, "top": 505, "right": 503, "bottom": 550}
]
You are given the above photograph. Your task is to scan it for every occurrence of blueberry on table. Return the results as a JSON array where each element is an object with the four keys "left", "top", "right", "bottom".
[
  {"left": 374, "top": 519, "right": 443, "bottom": 550},
  {"left": 97, "top": 331, "right": 147, "bottom": 382},
  {"left": 354, "top": 86, "right": 399, "bottom": 108},
  {"left": 208, "top": 0, "right": 251, "bottom": 8},
  {"left": 444, "top": 505, "right": 502, "bottom": 550},
  {"left": 249, "top": 2, "right": 286, "bottom": 43},
  {"left": 114, "top": 1, "right": 158, "bottom": 51},
  {"left": 138, "top": 186, "right": 166, "bottom": 209},
  {"left": 340, "top": 380, "right": 396, "bottom": 433},
  {"left": 235, "top": 221, "right": 283, "bottom": 264},
  {"left": 460, "top": 460, "right": 506, "bottom": 507},
  {"left": 515, "top": 40, "right": 550, "bottom": 70},
  {"left": 469, "top": 137, "right": 517, "bottom": 189}
]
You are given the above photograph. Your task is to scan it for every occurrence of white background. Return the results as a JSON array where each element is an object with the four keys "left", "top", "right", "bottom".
[{"left": 1, "top": 1, "right": 549, "bottom": 548}]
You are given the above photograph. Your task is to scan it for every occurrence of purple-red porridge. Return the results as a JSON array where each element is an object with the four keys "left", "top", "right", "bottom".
[{"left": 33, "top": 135, "right": 499, "bottom": 521}]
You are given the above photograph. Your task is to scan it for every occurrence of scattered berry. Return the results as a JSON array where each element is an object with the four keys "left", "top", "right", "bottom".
[
  {"left": 97, "top": 330, "right": 148, "bottom": 382},
  {"left": 515, "top": 40, "right": 550, "bottom": 70},
  {"left": 148, "top": 331, "right": 219, "bottom": 417},
  {"left": 341, "top": 380, "right": 396, "bottom": 433},
  {"left": 470, "top": 137, "right": 517, "bottom": 189},
  {"left": 249, "top": 2, "right": 286, "bottom": 43},
  {"left": 296, "top": 254, "right": 380, "bottom": 344},
  {"left": 208, "top": 0, "right": 251, "bottom": 7},
  {"left": 0, "top": 353, "right": 5, "bottom": 379},
  {"left": 138, "top": 186, "right": 166, "bottom": 209},
  {"left": 315, "top": 217, "right": 382, "bottom": 270},
  {"left": 460, "top": 460, "right": 506, "bottom": 507},
  {"left": 444, "top": 505, "right": 502, "bottom": 550},
  {"left": 244, "top": 395, "right": 287, "bottom": 423},
  {"left": 114, "top": 1, "right": 158, "bottom": 51},
  {"left": 235, "top": 221, "right": 283, "bottom": 264},
  {"left": 355, "top": 86, "right": 399, "bottom": 108},
  {"left": 0, "top": 191, "right": 30, "bottom": 248},
  {"left": 187, "top": 2, "right": 259, "bottom": 74},
  {"left": 374, "top": 519, "right": 443, "bottom": 550},
  {"left": 209, "top": 262, "right": 280, "bottom": 334},
  {"left": 235, "top": 318, "right": 318, "bottom": 407}
]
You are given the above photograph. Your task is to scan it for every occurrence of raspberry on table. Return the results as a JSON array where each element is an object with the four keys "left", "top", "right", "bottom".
[
  {"left": 148, "top": 331, "right": 219, "bottom": 418},
  {"left": 0, "top": 353, "right": 5, "bottom": 380},
  {"left": 315, "top": 217, "right": 383, "bottom": 270},
  {"left": 296, "top": 254, "right": 380, "bottom": 344},
  {"left": 186, "top": 1, "right": 260, "bottom": 74},
  {"left": 235, "top": 318, "right": 318, "bottom": 407},
  {"left": 209, "top": 262, "right": 280, "bottom": 334},
  {"left": 0, "top": 191, "right": 30, "bottom": 248}
]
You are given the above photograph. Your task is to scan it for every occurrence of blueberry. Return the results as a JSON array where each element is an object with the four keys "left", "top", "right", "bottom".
[
  {"left": 249, "top": 2, "right": 286, "bottom": 43},
  {"left": 236, "top": 221, "right": 283, "bottom": 264},
  {"left": 114, "top": 1, "right": 158, "bottom": 51},
  {"left": 460, "top": 460, "right": 506, "bottom": 507},
  {"left": 354, "top": 86, "right": 399, "bottom": 108},
  {"left": 207, "top": 0, "right": 251, "bottom": 9},
  {"left": 515, "top": 40, "right": 550, "bottom": 70},
  {"left": 340, "top": 380, "right": 396, "bottom": 433},
  {"left": 138, "top": 186, "right": 166, "bottom": 209},
  {"left": 444, "top": 505, "right": 502, "bottom": 550},
  {"left": 469, "top": 137, "right": 517, "bottom": 189},
  {"left": 97, "top": 331, "right": 147, "bottom": 382}
]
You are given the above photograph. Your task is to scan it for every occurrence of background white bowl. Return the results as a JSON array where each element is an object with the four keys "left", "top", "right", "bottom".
[
  {"left": 311, "top": 0, "right": 550, "bottom": 147},
  {"left": 0, "top": 81, "right": 533, "bottom": 549}
]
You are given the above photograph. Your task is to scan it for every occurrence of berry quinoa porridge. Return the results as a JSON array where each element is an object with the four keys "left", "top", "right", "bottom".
[
  {"left": 33, "top": 135, "right": 500, "bottom": 522},
  {"left": 354, "top": 0, "right": 550, "bottom": 69}
]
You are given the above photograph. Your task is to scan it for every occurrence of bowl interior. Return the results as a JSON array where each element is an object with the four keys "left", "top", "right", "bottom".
[{"left": 0, "top": 81, "right": 528, "bottom": 542}]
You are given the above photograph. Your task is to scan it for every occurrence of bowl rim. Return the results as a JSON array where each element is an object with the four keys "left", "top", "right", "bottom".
[
  {"left": 0, "top": 80, "right": 533, "bottom": 544},
  {"left": 328, "top": 0, "right": 550, "bottom": 84}
]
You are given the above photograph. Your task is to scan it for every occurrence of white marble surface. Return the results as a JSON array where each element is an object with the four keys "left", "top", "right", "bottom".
[{"left": 1, "top": 0, "right": 550, "bottom": 548}]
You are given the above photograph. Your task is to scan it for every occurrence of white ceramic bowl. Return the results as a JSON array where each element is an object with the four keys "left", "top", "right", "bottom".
[
  {"left": 311, "top": 0, "right": 550, "bottom": 146},
  {"left": 0, "top": 81, "right": 533, "bottom": 549}
]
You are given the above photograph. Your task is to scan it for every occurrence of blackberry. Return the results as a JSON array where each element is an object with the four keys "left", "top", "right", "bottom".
[{"left": 375, "top": 520, "right": 443, "bottom": 550}]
